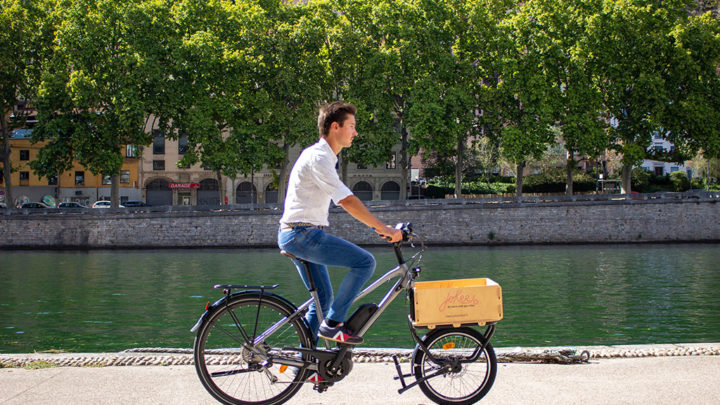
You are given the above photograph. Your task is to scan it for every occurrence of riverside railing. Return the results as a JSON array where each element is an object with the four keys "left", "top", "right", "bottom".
[{"left": 1, "top": 190, "right": 718, "bottom": 217}]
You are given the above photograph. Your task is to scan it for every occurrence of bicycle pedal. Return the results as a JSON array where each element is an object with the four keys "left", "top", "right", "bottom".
[{"left": 313, "top": 382, "right": 332, "bottom": 393}]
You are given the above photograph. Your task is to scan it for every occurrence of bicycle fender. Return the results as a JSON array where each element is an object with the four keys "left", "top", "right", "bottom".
[
  {"left": 189, "top": 290, "right": 304, "bottom": 334},
  {"left": 190, "top": 296, "right": 226, "bottom": 333}
]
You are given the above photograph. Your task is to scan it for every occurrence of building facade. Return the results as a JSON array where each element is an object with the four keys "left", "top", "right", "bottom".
[
  {"left": 640, "top": 133, "right": 689, "bottom": 176},
  {"left": 1, "top": 129, "right": 141, "bottom": 207},
  {"left": 140, "top": 131, "right": 406, "bottom": 206}
]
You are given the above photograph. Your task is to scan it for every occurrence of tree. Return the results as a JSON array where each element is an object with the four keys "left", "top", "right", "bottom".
[
  {"left": 159, "top": 0, "right": 281, "bottom": 204},
  {"left": 659, "top": 11, "right": 720, "bottom": 167},
  {"left": 311, "top": 0, "right": 398, "bottom": 184},
  {"left": 519, "top": 0, "right": 607, "bottom": 195},
  {"left": 407, "top": 0, "right": 485, "bottom": 198},
  {"left": 32, "top": 0, "right": 159, "bottom": 207},
  {"left": 493, "top": 0, "right": 557, "bottom": 196},
  {"left": 0, "top": 0, "right": 53, "bottom": 207},
  {"left": 585, "top": 0, "right": 692, "bottom": 193},
  {"left": 342, "top": 0, "right": 439, "bottom": 199},
  {"left": 231, "top": 0, "right": 324, "bottom": 204}
]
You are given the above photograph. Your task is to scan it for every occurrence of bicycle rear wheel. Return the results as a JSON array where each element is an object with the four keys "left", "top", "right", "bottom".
[
  {"left": 193, "top": 292, "right": 313, "bottom": 405},
  {"left": 412, "top": 327, "right": 497, "bottom": 405}
]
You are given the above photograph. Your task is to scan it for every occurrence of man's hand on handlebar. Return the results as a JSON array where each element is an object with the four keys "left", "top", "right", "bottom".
[{"left": 376, "top": 225, "right": 403, "bottom": 243}]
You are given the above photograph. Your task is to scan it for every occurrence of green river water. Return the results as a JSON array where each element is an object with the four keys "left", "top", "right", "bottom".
[{"left": 1, "top": 244, "right": 719, "bottom": 353}]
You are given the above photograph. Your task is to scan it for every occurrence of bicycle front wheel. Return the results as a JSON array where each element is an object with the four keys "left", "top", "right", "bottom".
[
  {"left": 193, "top": 292, "right": 314, "bottom": 405},
  {"left": 412, "top": 327, "right": 497, "bottom": 405}
]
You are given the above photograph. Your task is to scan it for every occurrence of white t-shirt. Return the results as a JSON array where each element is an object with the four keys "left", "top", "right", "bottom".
[{"left": 279, "top": 138, "right": 353, "bottom": 227}]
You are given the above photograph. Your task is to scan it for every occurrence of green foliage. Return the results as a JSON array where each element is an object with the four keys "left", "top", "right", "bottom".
[
  {"left": 5, "top": 0, "right": 720, "bottom": 202},
  {"left": 523, "top": 168, "right": 596, "bottom": 193},
  {"left": 669, "top": 171, "right": 691, "bottom": 192},
  {"left": 631, "top": 168, "right": 651, "bottom": 192},
  {"left": 32, "top": 0, "right": 157, "bottom": 204}
]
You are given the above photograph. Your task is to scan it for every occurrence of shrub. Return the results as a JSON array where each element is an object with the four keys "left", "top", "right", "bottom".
[
  {"left": 669, "top": 171, "right": 690, "bottom": 191},
  {"left": 631, "top": 168, "right": 651, "bottom": 192}
]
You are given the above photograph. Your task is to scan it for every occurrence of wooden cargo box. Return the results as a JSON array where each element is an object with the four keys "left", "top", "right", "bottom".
[{"left": 412, "top": 278, "right": 503, "bottom": 329}]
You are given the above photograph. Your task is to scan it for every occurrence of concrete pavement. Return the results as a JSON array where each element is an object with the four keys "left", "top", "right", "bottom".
[{"left": 2, "top": 351, "right": 719, "bottom": 404}]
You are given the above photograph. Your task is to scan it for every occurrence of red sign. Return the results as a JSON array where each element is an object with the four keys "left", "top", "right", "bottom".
[{"left": 169, "top": 182, "right": 200, "bottom": 189}]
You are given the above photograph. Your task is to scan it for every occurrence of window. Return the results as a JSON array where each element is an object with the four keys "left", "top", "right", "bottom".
[
  {"left": 671, "top": 166, "right": 679, "bottom": 173},
  {"left": 19, "top": 171, "right": 30, "bottom": 180},
  {"left": 385, "top": 153, "right": 397, "bottom": 169},
  {"left": 178, "top": 133, "right": 189, "bottom": 155},
  {"left": 20, "top": 150, "right": 30, "bottom": 161},
  {"left": 654, "top": 145, "right": 664, "bottom": 153},
  {"left": 654, "top": 167, "right": 664, "bottom": 176},
  {"left": 357, "top": 164, "right": 367, "bottom": 170},
  {"left": 48, "top": 176, "right": 57, "bottom": 185},
  {"left": 153, "top": 160, "right": 165, "bottom": 171},
  {"left": 120, "top": 170, "right": 130, "bottom": 183},
  {"left": 0, "top": 168, "right": 3, "bottom": 184},
  {"left": 204, "top": 164, "right": 211, "bottom": 171},
  {"left": 126, "top": 145, "right": 138, "bottom": 158},
  {"left": 102, "top": 175, "right": 112, "bottom": 185},
  {"left": 75, "top": 171, "right": 85, "bottom": 185},
  {"left": 153, "top": 131, "right": 165, "bottom": 155}
]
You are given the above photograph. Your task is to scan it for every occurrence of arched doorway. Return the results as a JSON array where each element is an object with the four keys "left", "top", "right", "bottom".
[
  {"left": 265, "top": 184, "right": 278, "bottom": 204},
  {"left": 197, "top": 178, "right": 219, "bottom": 205},
  {"left": 381, "top": 181, "right": 400, "bottom": 200},
  {"left": 352, "top": 181, "right": 373, "bottom": 201},
  {"left": 236, "top": 182, "right": 257, "bottom": 204},
  {"left": 146, "top": 178, "right": 172, "bottom": 206}
]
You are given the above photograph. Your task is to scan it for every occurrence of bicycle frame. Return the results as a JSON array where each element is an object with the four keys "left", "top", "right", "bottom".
[{"left": 251, "top": 256, "right": 413, "bottom": 352}]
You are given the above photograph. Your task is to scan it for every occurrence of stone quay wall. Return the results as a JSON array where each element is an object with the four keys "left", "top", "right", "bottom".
[{"left": 1, "top": 196, "right": 719, "bottom": 249}]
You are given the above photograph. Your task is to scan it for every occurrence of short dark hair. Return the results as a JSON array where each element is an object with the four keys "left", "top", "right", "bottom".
[{"left": 318, "top": 101, "right": 357, "bottom": 138}]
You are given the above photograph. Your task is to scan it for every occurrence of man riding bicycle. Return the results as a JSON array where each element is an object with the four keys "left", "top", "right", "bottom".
[{"left": 278, "top": 101, "right": 402, "bottom": 348}]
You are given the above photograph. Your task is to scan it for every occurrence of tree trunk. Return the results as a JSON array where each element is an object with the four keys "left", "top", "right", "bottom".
[
  {"left": 340, "top": 154, "right": 349, "bottom": 184},
  {"left": 111, "top": 175, "right": 120, "bottom": 207},
  {"left": 1, "top": 113, "right": 13, "bottom": 207},
  {"left": 455, "top": 137, "right": 464, "bottom": 199},
  {"left": 566, "top": 150, "right": 574, "bottom": 196},
  {"left": 621, "top": 163, "right": 632, "bottom": 194},
  {"left": 277, "top": 143, "right": 290, "bottom": 205},
  {"left": 216, "top": 170, "right": 224, "bottom": 205},
  {"left": 515, "top": 161, "right": 526, "bottom": 197},
  {"left": 399, "top": 125, "right": 409, "bottom": 200}
]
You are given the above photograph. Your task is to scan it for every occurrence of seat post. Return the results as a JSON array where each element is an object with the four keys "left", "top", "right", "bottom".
[{"left": 280, "top": 251, "right": 325, "bottom": 322}]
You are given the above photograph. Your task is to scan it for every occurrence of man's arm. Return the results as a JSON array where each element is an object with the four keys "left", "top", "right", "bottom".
[{"left": 337, "top": 195, "right": 403, "bottom": 242}]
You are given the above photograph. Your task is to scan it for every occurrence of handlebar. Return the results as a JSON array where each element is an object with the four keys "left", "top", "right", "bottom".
[
  {"left": 396, "top": 222, "right": 413, "bottom": 242},
  {"left": 392, "top": 222, "right": 419, "bottom": 265}
]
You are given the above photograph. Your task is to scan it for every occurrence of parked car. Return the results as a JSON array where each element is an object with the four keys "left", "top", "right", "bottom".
[
  {"left": 122, "top": 200, "right": 150, "bottom": 207},
  {"left": 91, "top": 201, "right": 124, "bottom": 208},
  {"left": 58, "top": 202, "right": 87, "bottom": 208},
  {"left": 21, "top": 202, "right": 50, "bottom": 208}
]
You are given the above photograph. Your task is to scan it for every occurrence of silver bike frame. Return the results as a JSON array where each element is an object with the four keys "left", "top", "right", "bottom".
[{"left": 251, "top": 262, "right": 412, "bottom": 349}]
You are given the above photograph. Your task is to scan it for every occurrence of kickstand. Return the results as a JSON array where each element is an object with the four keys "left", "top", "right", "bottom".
[{"left": 392, "top": 355, "right": 413, "bottom": 393}]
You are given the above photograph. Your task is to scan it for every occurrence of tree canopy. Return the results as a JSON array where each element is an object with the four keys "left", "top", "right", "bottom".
[{"left": 4, "top": 0, "right": 720, "bottom": 203}]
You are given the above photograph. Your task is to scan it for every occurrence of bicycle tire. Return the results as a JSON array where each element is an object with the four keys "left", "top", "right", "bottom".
[
  {"left": 412, "top": 327, "right": 497, "bottom": 405},
  {"left": 193, "top": 292, "right": 314, "bottom": 405}
]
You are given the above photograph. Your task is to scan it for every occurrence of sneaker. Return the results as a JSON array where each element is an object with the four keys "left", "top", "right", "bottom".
[{"left": 318, "top": 320, "right": 364, "bottom": 345}]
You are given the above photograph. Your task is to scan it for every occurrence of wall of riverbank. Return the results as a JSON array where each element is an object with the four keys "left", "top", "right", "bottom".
[{"left": 1, "top": 193, "right": 719, "bottom": 249}]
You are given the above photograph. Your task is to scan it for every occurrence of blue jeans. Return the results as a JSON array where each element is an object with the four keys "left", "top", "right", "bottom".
[{"left": 278, "top": 226, "right": 376, "bottom": 337}]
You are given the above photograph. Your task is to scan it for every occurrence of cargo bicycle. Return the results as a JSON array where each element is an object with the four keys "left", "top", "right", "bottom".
[{"left": 191, "top": 223, "right": 501, "bottom": 405}]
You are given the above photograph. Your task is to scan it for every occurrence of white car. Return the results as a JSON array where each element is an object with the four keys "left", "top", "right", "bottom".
[{"left": 91, "top": 201, "right": 124, "bottom": 208}]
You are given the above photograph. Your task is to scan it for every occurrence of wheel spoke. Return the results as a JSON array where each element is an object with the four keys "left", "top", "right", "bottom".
[
  {"left": 414, "top": 328, "right": 496, "bottom": 404},
  {"left": 194, "top": 295, "right": 312, "bottom": 404}
]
